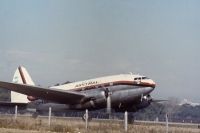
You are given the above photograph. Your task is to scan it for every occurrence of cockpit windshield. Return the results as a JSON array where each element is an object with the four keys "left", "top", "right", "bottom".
[{"left": 134, "top": 76, "right": 149, "bottom": 80}]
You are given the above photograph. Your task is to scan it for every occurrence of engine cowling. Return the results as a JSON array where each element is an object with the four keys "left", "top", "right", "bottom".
[
  {"left": 115, "top": 95, "right": 152, "bottom": 112},
  {"left": 135, "top": 98, "right": 151, "bottom": 110}
]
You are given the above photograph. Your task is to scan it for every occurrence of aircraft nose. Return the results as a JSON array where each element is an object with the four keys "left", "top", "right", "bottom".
[
  {"left": 143, "top": 87, "right": 154, "bottom": 95},
  {"left": 143, "top": 79, "right": 156, "bottom": 88},
  {"left": 151, "top": 80, "right": 156, "bottom": 88},
  {"left": 148, "top": 87, "right": 154, "bottom": 93}
]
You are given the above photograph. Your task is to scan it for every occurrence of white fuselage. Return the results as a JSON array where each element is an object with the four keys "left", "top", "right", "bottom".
[
  {"left": 51, "top": 74, "right": 155, "bottom": 92},
  {"left": 42, "top": 74, "right": 156, "bottom": 111}
]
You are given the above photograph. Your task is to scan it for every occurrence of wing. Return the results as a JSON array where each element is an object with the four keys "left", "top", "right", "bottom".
[{"left": 0, "top": 81, "right": 88, "bottom": 104}]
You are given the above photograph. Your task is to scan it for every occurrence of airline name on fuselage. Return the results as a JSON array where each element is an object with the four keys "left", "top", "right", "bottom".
[{"left": 75, "top": 81, "right": 98, "bottom": 88}]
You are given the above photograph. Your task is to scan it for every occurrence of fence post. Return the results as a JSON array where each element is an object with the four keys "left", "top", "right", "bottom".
[
  {"left": 48, "top": 107, "right": 52, "bottom": 127},
  {"left": 166, "top": 113, "right": 168, "bottom": 133},
  {"left": 14, "top": 105, "right": 18, "bottom": 119},
  {"left": 124, "top": 111, "right": 128, "bottom": 132},
  {"left": 85, "top": 109, "right": 88, "bottom": 130},
  {"left": 107, "top": 95, "right": 111, "bottom": 118}
]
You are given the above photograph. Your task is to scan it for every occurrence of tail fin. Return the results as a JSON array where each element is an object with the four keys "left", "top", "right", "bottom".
[
  {"left": 12, "top": 66, "right": 35, "bottom": 85},
  {"left": 11, "top": 66, "right": 35, "bottom": 103}
]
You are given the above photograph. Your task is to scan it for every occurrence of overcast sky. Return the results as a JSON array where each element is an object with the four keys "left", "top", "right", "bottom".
[{"left": 0, "top": 0, "right": 200, "bottom": 101}]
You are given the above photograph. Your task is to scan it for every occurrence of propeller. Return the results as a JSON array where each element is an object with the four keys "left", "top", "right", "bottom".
[
  {"left": 146, "top": 94, "right": 153, "bottom": 102},
  {"left": 140, "top": 94, "right": 154, "bottom": 104},
  {"left": 150, "top": 95, "right": 168, "bottom": 103},
  {"left": 151, "top": 99, "right": 168, "bottom": 103},
  {"left": 145, "top": 95, "right": 168, "bottom": 116}
]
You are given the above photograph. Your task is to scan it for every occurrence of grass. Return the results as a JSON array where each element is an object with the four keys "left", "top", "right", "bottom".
[{"left": 0, "top": 116, "right": 199, "bottom": 133}]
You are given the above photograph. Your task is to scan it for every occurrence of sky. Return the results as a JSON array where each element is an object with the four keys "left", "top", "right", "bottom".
[{"left": 0, "top": 0, "right": 200, "bottom": 101}]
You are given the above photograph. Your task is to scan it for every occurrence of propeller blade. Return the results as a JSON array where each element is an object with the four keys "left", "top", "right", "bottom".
[
  {"left": 147, "top": 95, "right": 168, "bottom": 103},
  {"left": 152, "top": 99, "right": 168, "bottom": 103}
]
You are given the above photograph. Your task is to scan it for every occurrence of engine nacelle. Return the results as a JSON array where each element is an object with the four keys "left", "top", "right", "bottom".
[
  {"left": 115, "top": 97, "right": 152, "bottom": 112},
  {"left": 135, "top": 98, "right": 151, "bottom": 110}
]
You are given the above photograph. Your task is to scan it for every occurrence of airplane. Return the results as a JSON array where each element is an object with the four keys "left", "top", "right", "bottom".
[{"left": 0, "top": 66, "right": 156, "bottom": 122}]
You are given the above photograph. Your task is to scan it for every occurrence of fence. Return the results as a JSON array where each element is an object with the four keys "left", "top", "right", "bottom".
[{"left": 5, "top": 106, "right": 200, "bottom": 132}]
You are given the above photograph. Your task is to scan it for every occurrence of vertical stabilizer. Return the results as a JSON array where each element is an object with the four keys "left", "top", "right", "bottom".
[{"left": 11, "top": 66, "right": 35, "bottom": 103}]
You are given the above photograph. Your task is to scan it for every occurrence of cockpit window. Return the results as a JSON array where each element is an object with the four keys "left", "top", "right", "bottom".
[
  {"left": 134, "top": 77, "right": 141, "bottom": 80},
  {"left": 134, "top": 77, "right": 149, "bottom": 80}
]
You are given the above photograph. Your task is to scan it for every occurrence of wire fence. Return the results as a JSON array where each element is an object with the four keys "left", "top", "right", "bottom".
[{"left": 1, "top": 106, "right": 200, "bottom": 133}]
